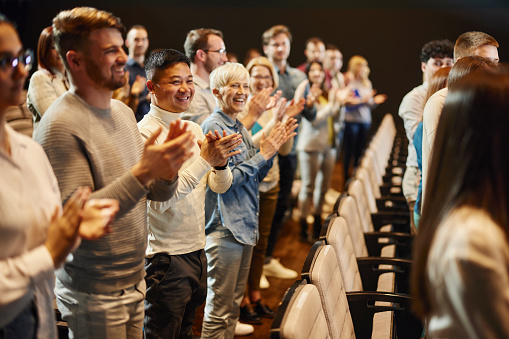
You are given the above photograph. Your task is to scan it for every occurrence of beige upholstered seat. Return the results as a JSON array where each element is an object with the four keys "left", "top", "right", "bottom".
[
  {"left": 305, "top": 244, "right": 393, "bottom": 339},
  {"left": 271, "top": 280, "right": 330, "bottom": 339}
]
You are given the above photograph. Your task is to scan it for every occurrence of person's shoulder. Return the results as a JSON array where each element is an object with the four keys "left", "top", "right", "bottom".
[
  {"left": 29, "top": 69, "right": 52, "bottom": 82},
  {"left": 201, "top": 114, "right": 224, "bottom": 131}
]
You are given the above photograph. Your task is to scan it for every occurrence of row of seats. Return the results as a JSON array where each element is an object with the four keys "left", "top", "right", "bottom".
[{"left": 271, "top": 114, "right": 423, "bottom": 338}]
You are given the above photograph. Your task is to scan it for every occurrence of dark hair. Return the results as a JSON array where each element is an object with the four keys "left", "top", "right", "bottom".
[
  {"left": 305, "top": 37, "right": 324, "bottom": 47},
  {"left": 454, "top": 31, "right": 499, "bottom": 61},
  {"left": 424, "top": 66, "right": 451, "bottom": 103},
  {"left": 36, "top": 26, "right": 58, "bottom": 75},
  {"left": 145, "top": 49, "right": 190, "bottom": 82},
  {"left": 306, "top": 61, "right": 327, "bottom": 97},
  {"left": 447, "top": 55, "right": 497, "bottom": 88},
  {"left": 325, "top": 43, "right": 340, "bottom": 52},
  {"left": 183, "top": 28, "right": 223, "bottom": 62},
  {"left": 262, "top": 25, "right": 292, "bottom": 46},
  {"left": 412, "top": 67, "right": 509, "bottom": 318},
  {"left": 420, "top": 39, "right": 454, "bottom": 63},
  {"left": 52, "top": 7, "right": 125, "bottom": 69}
]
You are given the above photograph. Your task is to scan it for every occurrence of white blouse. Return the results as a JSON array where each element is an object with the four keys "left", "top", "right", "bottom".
[
  {"left": 427, "top": 206, "right": 509, "bottom": 338},
  {"left": 0, "top": 124, "right": 61, "bottom": 338}
]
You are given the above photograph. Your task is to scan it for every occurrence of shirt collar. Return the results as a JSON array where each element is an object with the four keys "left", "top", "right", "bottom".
[
  {"left": 148, "top": 104, "right": 182, "bottom": 126},
  {"left": 127, "top": 58, "right": 141, "bottom": 68},
  {"left": 212, "top": 107, "right": 244, "bottom": 130}
]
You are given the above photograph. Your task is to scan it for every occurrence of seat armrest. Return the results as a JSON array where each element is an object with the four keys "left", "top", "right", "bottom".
[
  {"left": 346, "top": 291, "right": 423, "bottom": 339},
  {"left": 356, "top": 257, "right": 412, "bottom": 294},
  {"left": 364, "top": 232, "right": 414, "bottom": 259}
]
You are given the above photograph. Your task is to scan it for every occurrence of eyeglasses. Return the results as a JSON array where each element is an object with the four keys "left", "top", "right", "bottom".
[
  {"left": 203, "top": 48, "right": 227, "bottom": 56},
  {"left": 252, "top": 75, "right": 273, "bottom": 81},
  {"left": 0, "top": 49, "right": 34, "bottom": 72}
]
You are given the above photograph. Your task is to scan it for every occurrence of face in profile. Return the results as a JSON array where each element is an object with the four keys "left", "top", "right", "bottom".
[
  {"left": 149, "top": 62, "right": 195, "bottom": 113},
  {"left": 83, "top": 28, "right": 128, "bottom": 91},
  {"left": 473, "top": 45, "right": 499, "bottom": 64}
]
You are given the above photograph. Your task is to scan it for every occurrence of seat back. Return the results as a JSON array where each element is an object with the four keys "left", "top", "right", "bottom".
[
  {"left": 337, "top": 196, "right": 368, "bottom": 257},
  {"left": 325, "top": 216, "right": 363, "bottom": 292},
  {"left": 354, "top": 167, "right": 378, "bottom": 214},
  {"left": 304, "top": 244, "right": 356, "bottom": 339},
  {"left": 347, "top": 179, "right": 374, "bottom": 233},
  {"left": 271, "top": 280, "right": 330, "bottom": 339}
]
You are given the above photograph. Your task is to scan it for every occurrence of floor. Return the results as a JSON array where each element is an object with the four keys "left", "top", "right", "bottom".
[{"left": 192, "top": 159, "right": 345, "bottom": 338}]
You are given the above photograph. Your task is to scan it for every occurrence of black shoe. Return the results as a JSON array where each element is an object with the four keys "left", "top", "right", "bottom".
[
  {"left": 253, "top": 300, "right": 275, "bottom": 318},
  {"left": 240, "top": 304, "right": 262, "bottom": 324}
]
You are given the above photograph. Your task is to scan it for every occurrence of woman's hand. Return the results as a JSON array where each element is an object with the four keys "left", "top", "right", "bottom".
[{"left": 45, "top": 187, "right": 88, "bottom": 267}]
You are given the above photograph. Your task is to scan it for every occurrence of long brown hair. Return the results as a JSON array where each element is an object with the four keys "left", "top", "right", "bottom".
[
  {"left": 412, "top": 67, "right": 509, "bottom": 318},
  {"left": 424, "top": 66, "right": 451, "bottom": 103},
  {"left": 37, "top": 26, "right": 57, "bottom": 75}
]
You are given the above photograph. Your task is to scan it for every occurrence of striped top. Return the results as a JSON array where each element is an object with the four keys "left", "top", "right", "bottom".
[{"left": 34, "top": 92, "right": 177, "bottom": 293}]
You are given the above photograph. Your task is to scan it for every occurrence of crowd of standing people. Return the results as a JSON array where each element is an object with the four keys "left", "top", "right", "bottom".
[{"left": 2, "top": 5, "right": 507, "bottom": 339}]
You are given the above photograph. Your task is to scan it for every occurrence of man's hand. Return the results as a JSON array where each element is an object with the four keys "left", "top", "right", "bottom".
[
  {"left": 132, "top": 120, "right": 195, "bottom": 185},
  {"left": 78, "top": 199, "right": 119, "bottom": 240},
  {"left": 198, "top": 130, "right": 243, "bottom": 167}
]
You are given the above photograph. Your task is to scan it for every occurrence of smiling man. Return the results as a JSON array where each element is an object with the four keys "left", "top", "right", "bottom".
[
  {"left": 137, "top": 49, "right": 242, "bottom": 339},
  {"left": 34, "top": 7, "right": 195, "bottom": 339},
  {"left": 182, "top": 28, "right": 228, "bottom": 124}
]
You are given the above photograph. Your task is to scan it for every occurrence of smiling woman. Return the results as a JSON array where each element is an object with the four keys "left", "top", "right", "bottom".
[{"left": 200, "top": 62, "right": 296, "bottom": 338}]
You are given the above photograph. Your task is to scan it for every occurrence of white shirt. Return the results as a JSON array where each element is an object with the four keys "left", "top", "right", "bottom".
[
  {"left": 427, "top": 206, "right": 509, "bottom": 338},
  {"left": 421, "top": 87, "right": 447, "bottom": 204},
  {"left": 0, "top": 124, "right": 61, "bottom": 339},
  {"left": 398, "top": 82, "right": 428, "bottom": 167},
  {"left": 138, "top": 105, "right": 232, "bottom": 256}
]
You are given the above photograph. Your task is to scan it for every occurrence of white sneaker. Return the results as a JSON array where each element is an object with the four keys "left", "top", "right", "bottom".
[
  {"left": 263, "top": 258, "right": 298, "bottom": 279},
  {"left": 234, "top": 322, "right": 254, "bottom": 336},
  {"left": 260, "top": 274, "right": 270, "bottom": 289}
]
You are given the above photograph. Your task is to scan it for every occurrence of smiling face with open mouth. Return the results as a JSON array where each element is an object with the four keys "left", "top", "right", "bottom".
[
  {"left": 150, "top": 62, "right": 195, "bottom": 113},
  {"left": 217, "top": 77, "right": 250, "bottom": 117}
]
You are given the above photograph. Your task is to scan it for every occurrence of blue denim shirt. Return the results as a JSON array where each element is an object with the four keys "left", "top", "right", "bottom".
[
  {"left": 413, "top": 121, "right": 423, "bottom": 216},
  {"left": 201, "top": 108, "right": 274, "bottom": 245}
]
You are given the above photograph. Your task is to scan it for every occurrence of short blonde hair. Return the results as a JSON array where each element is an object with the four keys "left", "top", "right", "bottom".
[
  {"left": 246, "top": 56, "right": 279, "bottom": 89},
  {"left": 210, "top": 62, "right": 250, "bottom": 106}
]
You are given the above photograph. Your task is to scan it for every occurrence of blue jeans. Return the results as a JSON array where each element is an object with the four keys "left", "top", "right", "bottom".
[
  {"left": 202, "top": 226, "right": 253, "bottom": 339},
  {"left": 343, "top": 122, "right": 371, "bottom": 180},
  {"left": 0, "top": 300, "right": 36, "bottom": 339}
]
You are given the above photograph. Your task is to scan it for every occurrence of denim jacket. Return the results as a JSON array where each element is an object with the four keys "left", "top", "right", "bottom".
[{"left": 201, "top": 108, "right": 274, "bottom": 245}]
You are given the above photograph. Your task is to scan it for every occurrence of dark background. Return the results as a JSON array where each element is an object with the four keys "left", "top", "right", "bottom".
[{"left": 2, "top": 0, "right": 508, "bottom": 122}]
